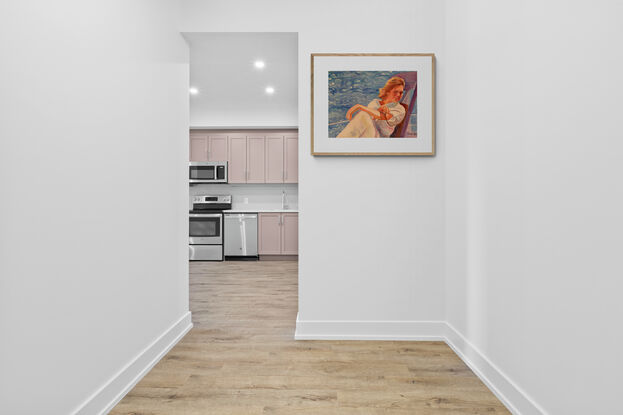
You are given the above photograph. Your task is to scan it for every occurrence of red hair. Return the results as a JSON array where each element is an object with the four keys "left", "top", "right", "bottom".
[{"left": 379, "top": 77, "right": 405, "bottom": 99}]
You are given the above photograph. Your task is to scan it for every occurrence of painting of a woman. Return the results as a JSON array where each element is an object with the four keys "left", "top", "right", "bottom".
[{"left": 336, "top": 76, "right": 406, "bottom": 138}]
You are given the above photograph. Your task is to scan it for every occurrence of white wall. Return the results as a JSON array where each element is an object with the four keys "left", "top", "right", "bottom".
[
  {"left": 0, "top": 1, "right": 190, "bottom": 414},
  {"left": 444, "top": 1, "right": 623, "bottom": 413},
  {"left": 180, "top": 0, "right": 447, "bottom": 336}
]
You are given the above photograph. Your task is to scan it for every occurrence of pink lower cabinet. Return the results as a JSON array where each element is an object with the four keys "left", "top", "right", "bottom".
[
  {"left": 281, "top": 213, "right": 299, "bottom": 254},
  {"left": 258, "top": 213, "right": 282, "bottom": 254},
  {"left": 258, "top": 212, "right": 298, "bottom": 256}
]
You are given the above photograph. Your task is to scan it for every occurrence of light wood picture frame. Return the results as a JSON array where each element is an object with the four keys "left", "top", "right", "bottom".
[{"left": 311, "top": 53, "right": 435, "bottom": 156}]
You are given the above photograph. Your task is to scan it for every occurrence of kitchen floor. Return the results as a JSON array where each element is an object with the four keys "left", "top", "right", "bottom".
[{"left": 110, "top": 261, "right": 509, "bottom": 414}]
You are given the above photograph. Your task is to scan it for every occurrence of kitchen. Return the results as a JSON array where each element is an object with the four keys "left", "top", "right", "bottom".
[{"left": 185, "top": 33, "right": 298, "bottom": 262}]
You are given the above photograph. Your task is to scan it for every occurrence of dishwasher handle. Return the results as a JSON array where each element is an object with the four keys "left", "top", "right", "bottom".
[{"left": 225, "top": 213, "right": 258, "bottom": 219}]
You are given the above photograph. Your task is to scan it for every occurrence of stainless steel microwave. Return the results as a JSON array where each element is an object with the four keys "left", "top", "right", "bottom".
[{"left": 189, "top": 161, "right": 228, "bottom": 184}]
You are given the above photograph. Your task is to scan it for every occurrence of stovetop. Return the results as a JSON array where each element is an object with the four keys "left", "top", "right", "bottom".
[{"left": 191, "top": 195, "right": 232, "bottom": 213}]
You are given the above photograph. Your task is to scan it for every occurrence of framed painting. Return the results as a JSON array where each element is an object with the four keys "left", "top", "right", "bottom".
[{"left": 311, "top": 53, "right": 435, "bottom": 156}]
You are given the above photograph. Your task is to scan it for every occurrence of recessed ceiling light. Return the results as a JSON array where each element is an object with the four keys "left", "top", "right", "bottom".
[
  {"left": 254, "top": 60, "right": 266, "bottom": 69},
  {"left": 265, "top": 86, "right": 275, "bottom": 95},
  {"left": 189, "top": 87, "right": 199, "bottom": 95}
]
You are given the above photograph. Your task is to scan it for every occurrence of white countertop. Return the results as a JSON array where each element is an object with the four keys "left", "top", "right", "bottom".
[{"left": 224, "top": 208, "right": 298, "bottom": 213}]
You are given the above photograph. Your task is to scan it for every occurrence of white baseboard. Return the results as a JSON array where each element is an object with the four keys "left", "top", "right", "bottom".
[
  {"left": 71, "top": 312, "right": 193, "bottom": 415},
  {"left": 444, "top": 323, "right": 547, "bottom": 415},
  {"left": 295, "top": 314, "right": 545, "bottom": 415},
  {"left": 294, "top": 314, "right": 446, "bottom": 341}
]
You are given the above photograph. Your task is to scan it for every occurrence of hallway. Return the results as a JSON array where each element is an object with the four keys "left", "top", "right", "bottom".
[{"left": 110, "top": 261, "right": 509, "bottom": 414}]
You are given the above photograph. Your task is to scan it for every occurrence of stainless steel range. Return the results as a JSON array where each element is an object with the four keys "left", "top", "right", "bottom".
[{"left": 189, "top": 195, "right": 231, "bottom": 261}]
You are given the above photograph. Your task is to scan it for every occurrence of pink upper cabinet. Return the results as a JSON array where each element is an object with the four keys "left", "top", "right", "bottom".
[
  {"left": 284, "top": 134, "right": 298, "bottom": 183},
  {"left": 190, "top": 133, "right": 208, "bottom": 161},
  {"left": 191, "top": 130, "right": 297, "bottom": 183},
  {"left": 246, "top": 136, "right": 266, "bottom": 183},
  {"left": 228, "top": 135, "right": 247, "bottom": 183},
  {"left": 265, "top": 135, "right": 285, "bottom": 183},
  {"left": 281, "top": 213, "right": 298, "bottom": 255},
  {"left": 208, "top": 135, "right": 228, "bottom": 162}
]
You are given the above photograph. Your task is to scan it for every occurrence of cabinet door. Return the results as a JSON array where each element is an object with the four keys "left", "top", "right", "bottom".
[
  {"left": 190, "top": 133, "right": 208, "bottom": 161},
  {"left": 258, "top": 213, "right": 281, "bottom": 254},
  {"left": 247, "top": 136, "right": 266, "bottom": 183},
  {"left": 281, "top": 213, "right": 298, "bottom": 255},
  {"left": 265, "top": 135, "right": 285, "bottom": 183},
  {"left": 284, "top": 134, "right": 298, "bottom": 183},
  {"left": 228, "top": 135, "right": 247, "bottom": 183},
  {"left": 208, "top": 135, "right": 228, "bottom": 162}
]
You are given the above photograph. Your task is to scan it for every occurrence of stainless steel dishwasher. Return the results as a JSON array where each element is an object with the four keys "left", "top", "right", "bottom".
[{"left": 224, "top": 213, "right": 258, "bottom": 259}]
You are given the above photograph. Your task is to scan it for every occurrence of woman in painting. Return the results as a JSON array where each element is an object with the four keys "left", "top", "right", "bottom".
[{"left": 337, "top": 76, "right": 406, "bottom": 138}]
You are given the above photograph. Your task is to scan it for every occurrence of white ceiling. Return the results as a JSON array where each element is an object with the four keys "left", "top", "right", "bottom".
[{"left": 183, "top": 32, "right": 298, "bottom": 127}]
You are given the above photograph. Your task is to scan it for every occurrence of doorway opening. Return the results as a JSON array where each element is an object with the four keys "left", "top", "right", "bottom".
[{"left": 183, "top": 32, "right": 299, "bottom": 334}]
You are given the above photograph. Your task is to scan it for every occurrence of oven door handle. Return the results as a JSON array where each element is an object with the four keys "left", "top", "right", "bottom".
[{"left": 190, "top": 213, "right": 222, "bottom": 218}]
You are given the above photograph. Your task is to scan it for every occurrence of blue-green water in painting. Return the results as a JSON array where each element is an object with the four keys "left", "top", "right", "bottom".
[{"left": 328, "top": 71, "right": 417, "bottom": 138}]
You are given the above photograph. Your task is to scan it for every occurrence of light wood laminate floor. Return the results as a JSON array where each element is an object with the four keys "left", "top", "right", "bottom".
[{"left": 110, "top": 261, "right": 510, "bottom": 414}]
